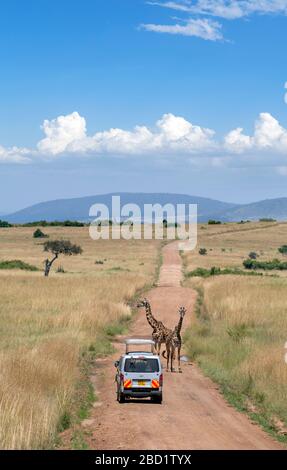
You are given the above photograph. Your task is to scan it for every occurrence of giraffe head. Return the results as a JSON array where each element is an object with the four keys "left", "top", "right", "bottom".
[
  {"left": 136, "top": 298, "right": 150, "bottom": 309},
  {"left": 179, "top": 306, "right": 186, "bottom": 319}
]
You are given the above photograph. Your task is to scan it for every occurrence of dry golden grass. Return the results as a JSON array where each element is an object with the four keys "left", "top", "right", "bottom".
[
  {"left": 184, "top": 222, "right": 287, "bottom": 435},
  {"left": 0, "top": 227, "right": 160, "bottom": 449},
  {"left": 185, "top": 221, "right": 287, "bottom": 273}
]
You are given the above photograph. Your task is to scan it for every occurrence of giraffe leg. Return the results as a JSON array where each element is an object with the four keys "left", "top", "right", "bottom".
[
  {"left": 166, "top": 346, "right": 170, "bottom": 372},
  {"left": 178, "top": 346, "right": 182, "bottom": 373},
  {"left": 154, "top": 341, "right": 158, "bottom": 354},
  {"left": 171, "top": 347, "right": 175, "bottom": 372}
]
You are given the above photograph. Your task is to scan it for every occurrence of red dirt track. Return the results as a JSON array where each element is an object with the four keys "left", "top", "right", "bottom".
[{"left": 85, "top": 242, "right": 284, "bottom": 450}]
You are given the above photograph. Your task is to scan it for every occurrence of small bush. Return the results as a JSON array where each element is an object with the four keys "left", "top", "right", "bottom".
[
  {"left": 187, "top": 266, "right": 263, "bottom": 278},
  {"left": 199, "top": 248, "right": 207, "bottom": 256},
  {"left": 0, "top": 220, "right": 12, "bottom": 228},
  {"left": 243, "top": 258, "right": 287, "bottom": 271},
  {"left": 278, "top": 245, "right": 287, "bottom": 255},
  {"left": 0, "top": 260, "right": 39, "bottom": 271},
  {"left": 57, "top": 411, "right": 71, "bottom": 432},
  {"left": 259, "top": 218, "right": 276, "bottom": 222},
  {"left": 187, "top": 267, "right": 213, "bottom": 278},
  {"left": 248, "top": 251, "right": 258, "bottom": 260},
  {"left": 95, "top": 260, "right": 104, "bottom": 265},
  {"left": 208, "top": 220, "right": 222, "bottom": 225},
  {"left": 56, "top": 265, "right": 65, "bottom": 273},
  {"left": 33, "top": 228, "right": 48, "bottom": 239}
]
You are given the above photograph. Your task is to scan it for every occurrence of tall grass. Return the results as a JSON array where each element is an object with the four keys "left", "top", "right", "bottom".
[
  {"left": 183, "top": 222, "right": 287, "bottom": 438},
  {"left": 0, "top": 228, "right": 160, "bottom": 449},
  {"left": 185, "top": 276, "right": 287, "bottom": 432}
]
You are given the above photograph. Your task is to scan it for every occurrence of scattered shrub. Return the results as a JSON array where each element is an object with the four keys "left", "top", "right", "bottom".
[
  {"left": 0, "top": 220, "right": 12, "bottom": 228},
  {"left": 278, "top": 245, "right": 287, "bottom": 255},
  {"left": 56, "top": 265, "right": 65, "bottom": 273},
  {"left": 208, "top": 220, "right": 222, "bottom": 225},
  {"left": 243, "top": 258, "right": 287, "bottom": 271},
  {"left": 259, "top": 218, "right": 276, "bottom": 222},
  {"left": 199, "top": 248, "right": 207, "bottom": 256},
  {"left": 33, "top": 228, "right": 48, "bottom": 239},
  {"left": 187, "top": 267, "right": 214, "bottom": 278},
  {"left": 187, "top": 266, "right": 262, "bottom": 278},
  {"left": 57, "top": 411, "right": 71, "bottom": 432},
  {"left": 248, "top": 251, "right": 258, "bottom": 260},
  {"left": 0, "top": 260, "right": 39, "bottom": 271}
]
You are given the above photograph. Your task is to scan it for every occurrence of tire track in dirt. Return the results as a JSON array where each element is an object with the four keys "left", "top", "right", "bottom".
[{"left": 84, "top": 242, "right": 284, "bottom": 450}]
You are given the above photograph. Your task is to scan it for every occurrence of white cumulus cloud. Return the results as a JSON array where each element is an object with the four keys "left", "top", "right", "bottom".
[
  {"left": 224, "top": 127, "right": 252, "bottom": 153},
  {"left": 0, "top": 145, "right": 31, "bottom": 163},
  {"left": 224, "top": 113, "right": 287, "bottom": 154},
  {"left": 2, "top": 110, "right": 287, "bottom": 170},
  {"left": 254, "top": 112, "right": 287, "bottom": 150},
  {"left": 36, "top": 112, "right": 216, "bottom": 157},
  {"left": 37, "top": 111, "right": 87, "bottom": 155}
]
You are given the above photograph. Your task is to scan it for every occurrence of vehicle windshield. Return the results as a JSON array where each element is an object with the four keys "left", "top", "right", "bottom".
[{"left": 124, "top": 358, "right": 159, "bottom": 373}]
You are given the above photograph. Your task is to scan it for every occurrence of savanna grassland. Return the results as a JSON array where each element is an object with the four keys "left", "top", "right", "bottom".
[
  {"left": 0, "top": 226, "right": 161, "bottom": 449},
  {"left": 183, "top": 221, "right": 287, "bottom": 439}
]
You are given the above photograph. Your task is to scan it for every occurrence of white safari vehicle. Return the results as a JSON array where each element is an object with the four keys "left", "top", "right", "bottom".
[{"left": 114, "top": 339, "right": 163, "bottom": 404}]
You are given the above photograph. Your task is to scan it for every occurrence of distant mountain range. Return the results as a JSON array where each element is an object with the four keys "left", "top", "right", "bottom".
[{"left": 3, "top": 193, "right": 287, "bottom": 223}]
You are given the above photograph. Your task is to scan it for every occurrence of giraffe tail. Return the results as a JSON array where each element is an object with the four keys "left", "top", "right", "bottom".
[{"left": 162, "top": 350, "right": 176, "bottom": 359}]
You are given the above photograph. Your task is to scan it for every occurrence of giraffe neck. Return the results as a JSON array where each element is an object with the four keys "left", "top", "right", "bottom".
[
  {"left": 145, "top": 304, "right": 158, "bottom": 329},
  {"left": 176, "top": 315, "right": 184, "bottom": 335}
]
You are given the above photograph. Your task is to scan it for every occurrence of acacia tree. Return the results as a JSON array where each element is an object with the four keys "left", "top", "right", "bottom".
[{"left": 43, "top": 239, "right": 82, "bottom": 277}]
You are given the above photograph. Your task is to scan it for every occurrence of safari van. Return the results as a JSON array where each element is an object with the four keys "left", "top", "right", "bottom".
[{"left": 114, "top": 339, "right": 163, "bottom": 404}]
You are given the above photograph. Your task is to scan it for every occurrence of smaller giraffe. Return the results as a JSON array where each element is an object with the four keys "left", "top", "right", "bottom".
[
  {"left": 137, "top": 299, "right": 172, "bottom": 355},
  {"left": 163, "top": 306, "right": 186, "bottom": 373}
]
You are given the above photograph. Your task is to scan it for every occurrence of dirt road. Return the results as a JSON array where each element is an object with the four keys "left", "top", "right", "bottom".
[{"left": 86, "top": 242, "right": 283, "bottom": 450}]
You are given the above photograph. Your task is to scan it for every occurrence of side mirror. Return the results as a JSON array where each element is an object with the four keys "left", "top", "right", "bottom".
[{"left": 114, "top": 361, "right": 119, "bottom": 368}]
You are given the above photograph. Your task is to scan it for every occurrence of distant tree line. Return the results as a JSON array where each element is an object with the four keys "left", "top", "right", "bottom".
[
  {"left": 0, "top": 219, "right": 90, "bottom": 227},
  {"left": 23, "top": 220, "right": 88, "bottom": 227},
  {"left": 0, "top": 220, "right": 12, "bottom": 227},
  {"left": 259, "top": 218, "right": 276, "bottom": 222}
]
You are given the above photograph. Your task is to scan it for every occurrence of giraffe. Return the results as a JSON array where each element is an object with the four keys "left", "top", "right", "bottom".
[
  {"left": 136, "top": 299, "right": 172, "bottom": 355},
  {"left": 162, "top": 306, "right": 186, "bottom": 373}
]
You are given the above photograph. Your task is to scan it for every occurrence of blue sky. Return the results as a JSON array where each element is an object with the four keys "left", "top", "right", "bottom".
[{"left": 1, "top": 0, "right": 287, "bottom": 212}]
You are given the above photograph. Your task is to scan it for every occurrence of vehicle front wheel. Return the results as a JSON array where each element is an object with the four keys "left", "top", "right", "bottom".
[
  {"left": 152, "top": 395, "right": 162, "bottom": 404},
  {"left": 117, "top": 387, "right": 125, "bottom": 403}
]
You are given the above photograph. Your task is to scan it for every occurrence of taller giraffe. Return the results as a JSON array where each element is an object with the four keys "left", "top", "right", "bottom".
[
  {"left": 137, "top": 299, "right": 172, "bottom": 354},
  {"left": 137, "top": 298, "right": 158, "bottom": 330},
  {"left": 163, "top": 306, "right": 186, "bottom": 373}
]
